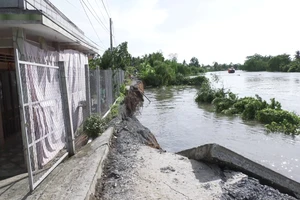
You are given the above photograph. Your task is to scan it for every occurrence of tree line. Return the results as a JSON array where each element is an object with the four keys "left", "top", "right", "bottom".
[
  {"left": 88, "top": 41, "right": 243, "bottom": 86},
  {"left": 241, "top": 51, "right": 300, "bottom": 72},
  {"left": 89, "top": 42, "right": 300, "bottom": 87}
]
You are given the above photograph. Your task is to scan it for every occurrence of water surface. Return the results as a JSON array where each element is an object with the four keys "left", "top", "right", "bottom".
[{"left": 138, "top": 71, "right": 300, "bottom": 182}]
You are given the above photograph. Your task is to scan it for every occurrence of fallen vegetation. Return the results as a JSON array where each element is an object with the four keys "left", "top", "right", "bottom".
[{"left": 195, "top": 80, "right": 300, "bottom": 135}]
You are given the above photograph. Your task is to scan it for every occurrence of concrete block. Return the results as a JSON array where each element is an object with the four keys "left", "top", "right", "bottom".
[{"left": 178, "top": 143, "right": 300, "bottom": 198}]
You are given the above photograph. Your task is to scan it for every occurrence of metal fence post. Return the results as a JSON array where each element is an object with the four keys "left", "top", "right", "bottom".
[
  {"left": 58, "top": 61, "right": 75, "bottom": 156},
  {"left": 96, "top": 66, "right": 101, "bottom": 114},
  {"left": 85, "top": 64, "right": 91, "bottom": 118},
  {"left": 14, "top": 48, "right": 35, "bottom": 191}
]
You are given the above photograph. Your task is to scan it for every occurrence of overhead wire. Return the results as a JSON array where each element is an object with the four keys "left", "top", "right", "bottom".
[
  {"left": 100, "top": 0, "right": 111, "bottom": 18},
  {"left": 79, "top": 0, "right": 106, "bottom": 49},
  {"left": 25, "top": 0, "right": 105, "bottom": 51},
  {"left": 112, "top": 22, "right": 117, "bottom": 45},
  {"left": 64, "top": 0, "right": 80, "bottom": 10},
  {"left": 64, "top": 0, "right": 106, "bottom": 50},
  {"left": 94, "top": 0, "right": 109, "bottom": 23},
  {"left": 104, "top": 0, "right": 112, "bottom": 17},
  {"left": 84, "top": 0, "right": 110, "bottom": 33}
]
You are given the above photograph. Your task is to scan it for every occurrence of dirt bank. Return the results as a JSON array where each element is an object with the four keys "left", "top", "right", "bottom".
[{"left": 90, "top": 82, "right": 298, "bottom": 200}]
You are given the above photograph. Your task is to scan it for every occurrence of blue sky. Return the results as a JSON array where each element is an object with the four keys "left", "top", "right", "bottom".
[{"left": 51, "top": 0, "right": 300, "bottom": 65}]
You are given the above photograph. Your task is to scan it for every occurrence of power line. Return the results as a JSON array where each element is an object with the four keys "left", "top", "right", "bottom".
[
  {"left": 84, "top": 0, "right": 110, "bottom": 32},
  {"left": 112, "top": 22, "right": 117, "bottom": 45},
  {"left": 94, "top": 0, "right": 109, "bottom": 22},
  {"left": 101, "top": 0, "right": 111, "bottom": 18},
  {"left": 62, "top": 0, "right": 106, "bottom": 50},
  {"left": 104, "top": 0, "right": 111, "bottom": 17},
  {"left": 79, "top": 0, "right": 106, "bottom": 49},
  {"left": 25, "top": 0, "right": 104, "bottom": 51},
  {"left": 64, "top": 0, "right": 79, "bottom": 10}
]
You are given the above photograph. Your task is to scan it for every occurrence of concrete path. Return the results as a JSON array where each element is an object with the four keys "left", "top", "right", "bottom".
[{"left": 0, "top": 127, "right": 114, "bottom": 200}]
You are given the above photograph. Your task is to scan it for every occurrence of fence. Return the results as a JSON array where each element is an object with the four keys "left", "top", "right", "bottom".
[
  {"left": 90, "top": 68, "right": 125, "bottom": 117},
  {"left": 14, "top": 45, "right": 125, "bottom": 190},
  {"left": 15, "top": 50, "right": 69, "bottom": 190}
]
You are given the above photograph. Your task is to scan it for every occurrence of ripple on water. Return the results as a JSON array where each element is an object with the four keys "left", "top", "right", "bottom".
[{"left": 138, "top": 82, "right": 300, "bottom": 183}]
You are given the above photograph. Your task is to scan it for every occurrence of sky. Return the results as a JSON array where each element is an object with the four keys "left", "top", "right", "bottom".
[{"left": 50, "top": 0, "right": 300, "bottom": 65}]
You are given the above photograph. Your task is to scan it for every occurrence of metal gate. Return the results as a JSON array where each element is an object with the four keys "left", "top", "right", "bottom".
[{"left": 15, "top": 49, "right": 69, "bottom": 191}]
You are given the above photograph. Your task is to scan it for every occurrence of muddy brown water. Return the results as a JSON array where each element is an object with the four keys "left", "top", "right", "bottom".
[{"left": 137, "top": 71, "right": 300, "bottom": 183}]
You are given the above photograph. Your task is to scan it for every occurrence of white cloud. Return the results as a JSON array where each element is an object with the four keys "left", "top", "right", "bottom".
[{"left": 49, "top": 0, "right": 300, "bottom": 64}]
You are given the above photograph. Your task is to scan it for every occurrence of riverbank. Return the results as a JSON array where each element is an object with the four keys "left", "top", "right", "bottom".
[
  {"left": 90, "top": 83, "right": 298, "bottom": 200},
  {"left": 91, "top": 115, "right": 297, "bottom": 200}
]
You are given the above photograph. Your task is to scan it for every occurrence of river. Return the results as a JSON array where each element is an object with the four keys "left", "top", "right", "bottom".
[{"left": 137, "top": 71, "right": 300, "bottom": 183}]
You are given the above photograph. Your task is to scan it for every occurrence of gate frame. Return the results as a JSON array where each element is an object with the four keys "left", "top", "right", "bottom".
[{"left": 14, "top": 49, "right": 71, "bottom": 191}]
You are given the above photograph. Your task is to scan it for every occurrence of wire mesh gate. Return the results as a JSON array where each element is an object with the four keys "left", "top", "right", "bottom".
[{"left": 15, "top": 49, "right": 69, "bottom": 191}]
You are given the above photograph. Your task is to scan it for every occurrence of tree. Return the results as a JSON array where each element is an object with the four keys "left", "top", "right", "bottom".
[
  {"left": 113, "top": 42, "right": 131, "bottom": 70},
  {"left": 267, "top": 54, "right": 291, "bottom": 72},
  {"left": 89, "top": 54, "right": 101, "bottom": 69},
  {"left": 189, "top": 57, "right": 200, "bottom": 67},
  {"left": 243, "top": 54, "right": 270, "bottom": 71},
  {"left": 295, "top": 51, "right": 300, "bottom": 60},
  {"left": 168, "top": 53, "right": 178, "bottom": 62},
  {"left": 91, "top": 41, "right": 131, "bottom": 70},
  {"left": 153, "top": 61, "right": 175, "bottom": 85},
  {"left": 148, "top": 51, "right": 165, "bottom": 67},
  {"left": 100, "top": 50, "right": 113, "bottom": 69},
  {"left": 287, "top": 60, "right": 300, "bottom": 72}
]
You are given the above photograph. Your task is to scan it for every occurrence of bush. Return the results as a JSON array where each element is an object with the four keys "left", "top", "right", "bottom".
[
  {"left": 83, "top": 115, "right": 106, "bottom": 139},
  {"left": 188, "top": 76, "right": 208, "bottom": 86},
  {"left": 120, "top": 84, "right": 126, "bottom": 95},
  {"left": 195, "top": 82, "right": 300, "bottom": 135},
  {"left": 212, "top": 92, "right": 238, "bottom": 113},
  {"left": 195, "top": 82, "right": 216, "bottom": 103},
  {"left": 256, "top": 108, "right": 300, "bottom": 125},
  {"left": 265, "top": 120, "right": 300, "bottom": 135}
]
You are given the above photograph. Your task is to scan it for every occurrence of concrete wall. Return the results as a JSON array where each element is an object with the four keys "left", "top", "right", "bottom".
[{"left": 0, "top": 0, "right": 24, "bottom": 8}]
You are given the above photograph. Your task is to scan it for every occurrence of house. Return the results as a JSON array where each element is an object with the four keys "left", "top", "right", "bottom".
[{"left": 0, "top": 0, "right": 99, "bottom": 190}]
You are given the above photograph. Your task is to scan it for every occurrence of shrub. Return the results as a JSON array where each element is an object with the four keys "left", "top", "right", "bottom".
[
  {"left": 195, "top": 82, "right": 216, "bottom": 103},
  {"left": 256, "top": 108, "right": 300, "bottom": 125},
  {"left": 120, "top": 84, "right": 126, "bottom": 95},
  {"left": 188, "top": 76, "right": 208, "bottom": 86},
  {"left": 265, "top": 120, "right": 300, "bottom": 135},
  {"left": 212, "top": 91, "right": 238, "bottom": 113},
  {"left": 83, "top": 115, "right": 106, "bottom": 139},
  {"left": 195, "top": 82, "right": 300, "bottom": 135}
]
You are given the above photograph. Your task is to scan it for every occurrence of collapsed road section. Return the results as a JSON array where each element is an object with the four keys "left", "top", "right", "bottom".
[{"left": 90, "top": 81, "right": 300, "bottom": 200}]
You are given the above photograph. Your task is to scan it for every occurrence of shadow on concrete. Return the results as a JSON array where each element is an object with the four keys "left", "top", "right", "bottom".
[
  {"left": 0, "top": 174, "right": 30, "bottom": 200},
  {"left": 189, "top": 158, "right": 224, "bottom": 183}
]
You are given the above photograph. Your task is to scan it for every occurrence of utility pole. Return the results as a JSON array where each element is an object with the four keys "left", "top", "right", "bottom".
[
  {"left": 109, "top": 18, "right": 113, "bottom": 53},
  {"left": 109, "top": 18, "right": 116, "bottom": 100}
]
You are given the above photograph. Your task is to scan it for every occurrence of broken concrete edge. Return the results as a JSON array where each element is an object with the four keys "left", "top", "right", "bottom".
[
  {"left": 177, "top": 143, "right": 300, "bottom": 199},
  {"left": 85, "top": 126, "right": 114, "bottom": 200}
]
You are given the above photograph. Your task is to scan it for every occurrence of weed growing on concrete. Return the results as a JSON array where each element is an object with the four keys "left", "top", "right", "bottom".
[{"left": 83, "top": 115, "right": 107, "bottom": 139}]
